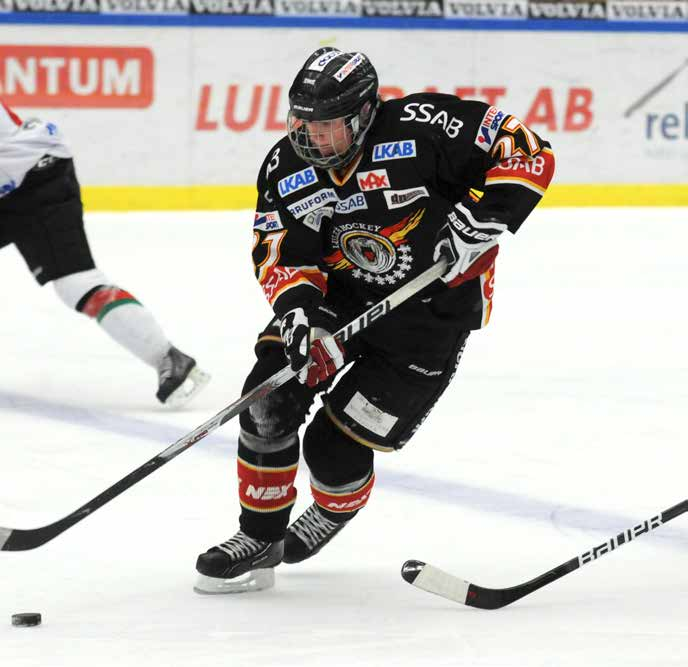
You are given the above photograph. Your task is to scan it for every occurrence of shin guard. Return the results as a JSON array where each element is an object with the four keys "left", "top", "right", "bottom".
[
  {"left": 237, "top": 429, "right": 300, "bottom": 542},
  {"left": 310, "top": 472, "right": 375, "bottom": 518}
]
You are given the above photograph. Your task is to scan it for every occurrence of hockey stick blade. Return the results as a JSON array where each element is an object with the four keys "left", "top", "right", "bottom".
[
  {"left": 401, "top": 498, "right": 688, "bottom": 609},
  {"left": 0, "top": 259, "right": 447, "bottom": 552}
]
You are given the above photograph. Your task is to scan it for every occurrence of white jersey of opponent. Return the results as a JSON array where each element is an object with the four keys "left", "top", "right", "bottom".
[{"left": 0, "top": 101, "right": 72, "bottom": 199}]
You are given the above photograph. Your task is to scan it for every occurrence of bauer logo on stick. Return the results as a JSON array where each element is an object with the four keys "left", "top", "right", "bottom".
[{"left": 578, "top": 515, "right": 663, "bottom": 566}]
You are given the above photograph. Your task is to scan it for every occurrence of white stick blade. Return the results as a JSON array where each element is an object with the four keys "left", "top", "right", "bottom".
[{"left": 402, "top": 560, "right": 470, "bottom": 604}]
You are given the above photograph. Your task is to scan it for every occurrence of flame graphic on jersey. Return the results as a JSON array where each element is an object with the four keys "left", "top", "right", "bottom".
[{"left": 324, "top": 208, "right": 425, "bottom": 271}]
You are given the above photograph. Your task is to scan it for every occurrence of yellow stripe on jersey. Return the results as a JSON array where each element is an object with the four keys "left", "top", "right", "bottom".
[{"left": 484, "top": 175, "right": 547, "bottom": 196}]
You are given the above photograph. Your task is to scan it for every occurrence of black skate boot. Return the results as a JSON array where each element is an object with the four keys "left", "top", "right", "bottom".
[
  {"left": 283, "top": 503, "right": 356, "bottom": 564},
  {"left": 194, "top": 530, "right": 284, "bottom": 594},
  {"left": 156, "top": 345, "right": 210, "bottom": 407}
]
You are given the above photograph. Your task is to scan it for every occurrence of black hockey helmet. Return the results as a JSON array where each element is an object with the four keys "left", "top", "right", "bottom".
[{"left": 287, "top": 47, "right": 380, "bottom": 169}]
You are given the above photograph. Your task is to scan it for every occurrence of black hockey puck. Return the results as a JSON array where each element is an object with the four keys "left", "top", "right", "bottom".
[{"left": 11, "top": 613, "right": 42, "bottom": 627}]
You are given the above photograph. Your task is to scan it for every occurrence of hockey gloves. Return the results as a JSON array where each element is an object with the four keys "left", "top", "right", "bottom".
[
  {"left": 433, "top": 201, "right": 507, "bottom": 287},
  {"left": 280, "top": 305, "right": 345, "bottom": 388}
]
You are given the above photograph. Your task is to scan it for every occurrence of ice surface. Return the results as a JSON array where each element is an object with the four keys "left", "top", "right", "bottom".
[{"left": 1, "top": 208, "right": 687, "bottom": 666}]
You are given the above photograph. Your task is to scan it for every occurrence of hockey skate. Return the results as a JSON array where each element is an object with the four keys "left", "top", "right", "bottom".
[
  {"left": 156, "top": 345, "right": 210, "bottom": 408},
  {"left": 194, "top": 531, "right": 284, "bottom": 594},
  {"left": 283, "top": 503, "right": 355, "bottom": 564}
]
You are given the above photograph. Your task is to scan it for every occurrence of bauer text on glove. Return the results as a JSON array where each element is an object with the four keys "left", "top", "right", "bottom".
[{"left": 433, "top": 202, "right": 507, "bottom": 287}]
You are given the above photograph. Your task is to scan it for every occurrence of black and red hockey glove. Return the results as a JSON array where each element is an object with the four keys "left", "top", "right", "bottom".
[
  {"left": 433, "top": 201, "right": 506, "bottom": 287},
  {"left": 280, "top": 305, "right": 345, "bottom": 388}
]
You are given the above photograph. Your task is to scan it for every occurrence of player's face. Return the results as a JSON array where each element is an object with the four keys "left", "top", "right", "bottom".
[{"left": 305, "top": 118, "right": 353, "bottom": 157}]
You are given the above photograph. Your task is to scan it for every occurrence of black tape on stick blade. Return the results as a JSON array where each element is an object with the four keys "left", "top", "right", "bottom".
[{"left": 11, "top": 613, "right": 42, "bottom": 627}]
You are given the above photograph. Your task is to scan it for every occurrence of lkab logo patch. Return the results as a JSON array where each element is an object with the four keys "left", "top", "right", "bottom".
[
  {"left": 278, "top": 166, "right": 317, "bottom": 197},
  {"left": 371, "top": 140, "right": 416, "bottom": 162}
]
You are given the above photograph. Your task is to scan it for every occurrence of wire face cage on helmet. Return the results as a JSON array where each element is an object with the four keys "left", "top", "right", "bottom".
[
  {"left": 287, "top": 48, "right": 379, "bottom": 170},
  {"left": 287, "top": 103, "right": 375, "bottom": 170}
]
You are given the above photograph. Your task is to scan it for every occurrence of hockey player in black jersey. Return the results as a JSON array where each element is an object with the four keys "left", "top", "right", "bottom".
[
  {"left": 195, "top": 48, "right": 555, "bottom": 593},
  {"left": 0, "top": 102, "right": 210, "bottom": 407}
]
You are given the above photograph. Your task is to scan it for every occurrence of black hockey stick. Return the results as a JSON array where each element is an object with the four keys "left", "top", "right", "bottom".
[
  {"left": 401, "top": 498, "right": 688, "bottom": 609},
  {"left": 0, "top": 259, "right": 447, "bottom": 552}
]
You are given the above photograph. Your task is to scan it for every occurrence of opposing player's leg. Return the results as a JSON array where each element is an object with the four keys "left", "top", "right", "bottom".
[
  {"left": 283, "top": 327, "right": 470, "bottom": 563},
  {"left": 195, "top": 321, "right": 321, "bottom": 593},
  {"left": 52, "top": 269, "right": 209, "bottom": 406},
  {"left": 9, "top": 158, "right": 209, "bottom": 406}
]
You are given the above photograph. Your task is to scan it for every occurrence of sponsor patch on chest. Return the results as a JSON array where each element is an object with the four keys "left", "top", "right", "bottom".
[
  {"left": 356, "top": 168, "right": 390, "bottom": 191},
  {"left": 287, "top": 188, "right": 338, "bottom": 218},
  {"left": 383, "top": 186, "right": 429, "bottom": 209},
  {"left": 303, "top": 206, "right": 333, "bottom": 232},
  {"left": 335, "top": 192, "right": 368, "bottom": 214},
  {"left": 278, "top": 166, "right": 318, "bottom": 197},
  {"left": 371, "top": 140, "right": 417, "bottom": 162}
]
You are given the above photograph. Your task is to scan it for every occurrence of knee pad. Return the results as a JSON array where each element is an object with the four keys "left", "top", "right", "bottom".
[
  {"left": 52, "top": 268, "right": 109, "bottom": 310},
  {"left": 238, "top": 428, "right": 299, "bottom": 457},
  {"left": 303, "top": 408, "right": 374, "bottom": 487}
]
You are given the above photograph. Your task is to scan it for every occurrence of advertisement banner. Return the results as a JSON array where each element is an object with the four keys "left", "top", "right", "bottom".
[
  {"left": 0, "top": 44, "right": 153, "bottom": 107},
  {"left": 1, "top": 25, "right": 687, "bottom": 206},
  {"left": 527, "top": 1, "right": 607, "bottom": 20},
  {"left": 443, "top": 0, "right": 527, "bottom": 19},
  {"left": 607, "top": 1, "right": 688, "bottom": 21},
  {"left": 361, "top": 0, "right": 443, "bottom": 17},
  {"left": 2, "top": 0, "right": 688, "bottom": 20}
]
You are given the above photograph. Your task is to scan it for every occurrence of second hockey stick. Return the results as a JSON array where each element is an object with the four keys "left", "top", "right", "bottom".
[
  {"left": 0, "top": 258, "right": 447, "bottom": 552},
  {"left": 401, "top": 498, "right": 688, "bottom": 609}
]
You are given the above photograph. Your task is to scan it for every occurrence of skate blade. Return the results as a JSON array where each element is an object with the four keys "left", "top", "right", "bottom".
[
  {"left": 193, "top": 568, "right": 275, "bottom": 594},
  {"left": 164, "top": 367, "right": 211, "bottom": 409}
]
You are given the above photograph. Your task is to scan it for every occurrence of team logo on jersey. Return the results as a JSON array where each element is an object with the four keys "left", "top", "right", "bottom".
[
  {"left": 475, "top": 106, "right": 506, "bottom": 153},
  {"left": 383, "top": 186, "right": 429, "bottom": 209},
  {"left": 278, "top": 166, "right": 318, "bottom": 197},
  {"left": 303, "top": 206, "right": 334, "bottom": 233},
  {"left": 287, "top": 188, "right": 338, "bottom": 219},
  {"left": 335, "top": 193, "right": 368, "bottom": 214},
  {"left": 253, "top": 210, "right": 283, "bottom": 232},
  {"left": 324, "top": 209, "right": 425, "bottom": 286},
  {"left": 356, "top": 169, "right": 390, "bottom": 192},
  {"left": 371, "top": 140, "right": 417, "bottom": 162}
]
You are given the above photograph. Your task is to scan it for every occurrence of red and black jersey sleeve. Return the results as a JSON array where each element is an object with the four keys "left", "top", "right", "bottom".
[
  {"left": 252, "top": 142, "right": 329, "bottom": 319},
  {"left": 435, "top": 99, "right": 556, "bottom": 233}
]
